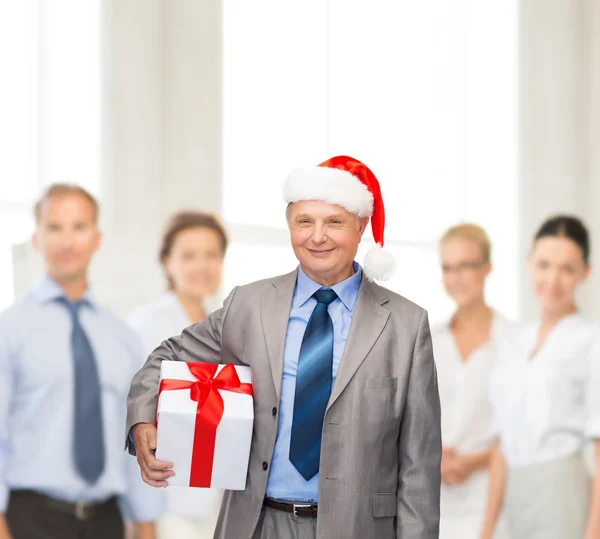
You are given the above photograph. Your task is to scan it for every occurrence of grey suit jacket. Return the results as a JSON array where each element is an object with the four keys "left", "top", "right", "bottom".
[{"left": 126, "top": 270, "right": 441, "bottom": 539}]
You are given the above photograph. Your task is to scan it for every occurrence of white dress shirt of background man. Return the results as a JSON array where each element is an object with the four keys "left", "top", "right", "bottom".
[{"left": 0, "top": 184, "right": 163, "bottom": 539}]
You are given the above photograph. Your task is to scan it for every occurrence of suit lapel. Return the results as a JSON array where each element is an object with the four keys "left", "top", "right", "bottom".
[
  {"left": 327, "top": 278, "right": 390, "bottom": 412},
  {"left": 261, "top": 270, "right": 297, "bottom": 400}
]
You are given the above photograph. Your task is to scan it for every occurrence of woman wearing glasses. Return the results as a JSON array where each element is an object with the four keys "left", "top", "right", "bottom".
[
  {"left": 432, "top": 223, "right": 511, "bottom": 539},
  {"left": 481, "top": 216, "right": 600, "bottom": 539}
]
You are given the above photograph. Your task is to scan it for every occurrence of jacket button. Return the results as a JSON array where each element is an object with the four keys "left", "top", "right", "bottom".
[
  {"left": 262, "top": 461, "right": 268, "bottom": 471},
  {"left": 272, "top": 407, "right": 277, "bottom": 417}
]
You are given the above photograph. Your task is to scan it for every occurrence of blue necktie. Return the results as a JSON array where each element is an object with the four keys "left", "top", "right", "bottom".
[
  {"left": 289, "top": 289, "right": 338, "bottom": 481},
  {"left": 61, "top": 299, "right": 105, "bottom": 484}
]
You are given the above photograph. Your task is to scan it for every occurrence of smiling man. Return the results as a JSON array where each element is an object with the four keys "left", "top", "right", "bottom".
[{"left": 127, "top": 156, "right": 442, "bottom": 539}]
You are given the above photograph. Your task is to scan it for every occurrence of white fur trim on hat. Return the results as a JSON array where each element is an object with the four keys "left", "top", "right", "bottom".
[
  {"left": 283, "top": 167, "right": 374, "bottom": 217},
  {"left": 363, "top": 244, "right": 396, "bottom": 282}
]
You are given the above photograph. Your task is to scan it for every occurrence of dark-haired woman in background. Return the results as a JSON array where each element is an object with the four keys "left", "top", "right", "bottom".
[
  {"left": 127, "top": 211, "right": 228, "bottom": 539},
  {"left": 480, "top": 216, "right": 600, "bottom": 539}
]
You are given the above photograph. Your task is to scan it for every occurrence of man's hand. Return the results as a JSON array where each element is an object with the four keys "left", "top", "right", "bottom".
[
  {"left": 132, "top": 423, "right": 174, "bottom": 488},
  {"left": 0, "top": 514, "right": 12, "bottom": 539},
  {"left": 135, "top": 522, "right": 157, "bottom": 539}
]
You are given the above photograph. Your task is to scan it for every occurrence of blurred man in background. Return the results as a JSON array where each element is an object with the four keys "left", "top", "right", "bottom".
[{"left": 0, "top": 184, "right": 162, "bottom": 539}]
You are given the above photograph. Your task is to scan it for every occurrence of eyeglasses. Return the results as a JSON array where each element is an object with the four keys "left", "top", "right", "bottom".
[{"left": 441, "top": 260, "right": 486, "bottom": 275}]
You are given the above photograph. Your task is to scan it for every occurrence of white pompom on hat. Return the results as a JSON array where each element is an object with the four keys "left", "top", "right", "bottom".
[{"left": 283, "top": 155, "right": 395, "bottom": 281}]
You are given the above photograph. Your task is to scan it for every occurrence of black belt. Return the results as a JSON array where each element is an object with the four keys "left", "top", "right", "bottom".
[
  {"left": 10, "top": 490, "right": 118, "bottom": 521},
  {"left": 263, "top": 497, "right": 318, "bottom": 518}
]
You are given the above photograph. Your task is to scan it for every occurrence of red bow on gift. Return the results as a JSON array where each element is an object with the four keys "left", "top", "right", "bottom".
[{"left": 158, "top": 363, "right": 253, "bottom": 487}]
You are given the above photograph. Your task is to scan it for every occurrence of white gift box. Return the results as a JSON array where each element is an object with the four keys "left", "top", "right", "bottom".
[{"left": 156, "top": 362, "right": 254, "bottom": 490}]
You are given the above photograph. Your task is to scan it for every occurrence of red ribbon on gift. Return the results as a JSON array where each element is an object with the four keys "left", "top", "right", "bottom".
[{"left": 158, "top": 363, "right": 253, "bottom": 487}]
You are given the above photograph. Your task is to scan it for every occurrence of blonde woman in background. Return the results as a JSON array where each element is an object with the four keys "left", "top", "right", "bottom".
[
  {"left": 481, "top": 216, "right": 600, "bottom": 539},
  {"left": 128, "top": 211, "right": 228, "bottom": 539},
  {"left": 432, "top": 224, "right": 511, "bottom": 539}
]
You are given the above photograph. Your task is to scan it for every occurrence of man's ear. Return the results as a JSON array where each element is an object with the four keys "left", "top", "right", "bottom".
[
  {"left": 359, "top": 216, "right": 369, "bottom": 235},
  {"left": 94, "top": 230, "right": 103, "bottom": 252}
]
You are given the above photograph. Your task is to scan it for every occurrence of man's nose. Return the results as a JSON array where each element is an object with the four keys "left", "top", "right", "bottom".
[
  {"left": 311, "top": 224, "right": 327, "bottom": 244},
  {"left": 59, "top": 231, "right": 75, "bottom": 248}
]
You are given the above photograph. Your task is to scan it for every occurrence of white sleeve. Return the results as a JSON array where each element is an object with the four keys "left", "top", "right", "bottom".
[
  {"left": 585, "top": 330, "right": 600, "bottom": 439},
  {"left": 118, "top": 451, "right": 166, "bottom": 522},
  {"left": 118, "top": 326, "right": 166, "bottom": 522},
  {"left": 0, "top": 314, "right": 14, "bottom": 512},
  {"left": 126, "top": 309, "right": 155, "bottom": 360},
  {"left": 488, "top": 340, "right": 507, "bottom": 440}
]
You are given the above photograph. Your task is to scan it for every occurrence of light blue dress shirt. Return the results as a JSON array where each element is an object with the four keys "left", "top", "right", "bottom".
[
  {"left": 0, "top": 275, "right": 164, "bottom": 521},
  {"left": 265, "top": 263, "right": 362, "bottom": 502}
]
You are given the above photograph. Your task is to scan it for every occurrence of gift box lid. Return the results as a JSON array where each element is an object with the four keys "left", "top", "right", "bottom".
[{"left": 157, "top": 362, "right": 254, "bottom": 418}]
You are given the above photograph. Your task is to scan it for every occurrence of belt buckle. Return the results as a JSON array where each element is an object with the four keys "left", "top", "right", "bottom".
[
  {"left": 75, "top": 501, "right": 90, "bottom": 521},
  {"left": 292, "top": 503, "right": 312, "bottom": 517}
]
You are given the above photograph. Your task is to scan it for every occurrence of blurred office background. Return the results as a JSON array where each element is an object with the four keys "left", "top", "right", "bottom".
[{"left": 1, "top": 0, "right": 599, "bottom": 325}]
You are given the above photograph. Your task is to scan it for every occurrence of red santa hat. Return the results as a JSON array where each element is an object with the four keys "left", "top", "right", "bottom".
[{"left": 283, "top": 155, "right": 396, "bottom": 281}]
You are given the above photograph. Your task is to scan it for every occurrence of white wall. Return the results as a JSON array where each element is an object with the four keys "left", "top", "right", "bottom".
[
  {"left": 584, "top": 0, "right": 600, "bottom": 320},
  {"left": 13, "top": 0, "right": 223, "bottom": 317},
  {"left": 13, "top": 0, "right": 600, "bottom": 320},
  {"left": 106, "top": 0, "right": 223, "bottom": 314},
  {"left": 518, "top": 0, "right": 599, "bottom": 320}
]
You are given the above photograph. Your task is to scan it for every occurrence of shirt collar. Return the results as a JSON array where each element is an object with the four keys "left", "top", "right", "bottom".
[
  {"left": 296, "top": 262, "right": 362, "bottom": 311},
  {"left": 33, "top": 274, "right": 97, "bottom": 309}
]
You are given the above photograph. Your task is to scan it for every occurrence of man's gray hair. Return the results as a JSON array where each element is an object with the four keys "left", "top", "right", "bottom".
[{"left": 285, "top": 202, "right": 366, "bottom": 230}]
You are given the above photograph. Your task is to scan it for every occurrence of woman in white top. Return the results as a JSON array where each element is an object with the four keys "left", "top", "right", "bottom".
[
  {"left": 128, "top": 211, "right": 228, "bottom": 539},
  {"left": 481, "top": 215, "right": 600, "bottom": 539},
  {"left": 432, "top": 223, "right": 511, "bottom": 539}
]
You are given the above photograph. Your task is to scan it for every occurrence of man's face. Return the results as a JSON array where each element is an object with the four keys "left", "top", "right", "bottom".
[
  {"left": 288, "top": 200, "right": 367, "bottom": 284},
  {"left": 33, "top": 194, "right": 101, "bottom": 284}
]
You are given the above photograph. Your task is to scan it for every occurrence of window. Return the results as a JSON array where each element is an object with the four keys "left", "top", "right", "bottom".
[
  {"left": 0, "top": 0, "right": 103, "bottom": 310},
  {"left": 40, "top": 0, "right": 103, "bottom": 194},
  {"left": 223, "top": 1, "right": 328, "bottom": 231},
  {"left": 223, "top": 1, "right": 518, "bottom": 323}
]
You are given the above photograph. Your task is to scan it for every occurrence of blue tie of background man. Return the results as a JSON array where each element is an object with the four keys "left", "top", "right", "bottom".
[
  {"left": 289, "top": 288, "right": 338, "bottom": 481},
  {"left": 60, "top": 298, "right": 105, "bottom": 484}
]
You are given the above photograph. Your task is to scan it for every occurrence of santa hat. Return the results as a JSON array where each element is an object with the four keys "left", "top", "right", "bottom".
[{"left": 283, "top": 155, "right": 396, "bottom": 281}]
